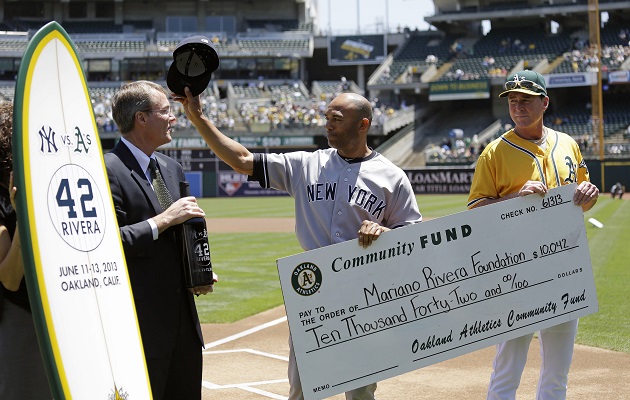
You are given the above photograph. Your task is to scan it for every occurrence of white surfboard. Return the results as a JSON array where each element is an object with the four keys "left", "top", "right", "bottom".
[{"left": 12, "top": 21, "right": 152, "bottom": 399}]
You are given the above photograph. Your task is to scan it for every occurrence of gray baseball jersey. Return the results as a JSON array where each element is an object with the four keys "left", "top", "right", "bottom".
[{"left": 249, "top": 148, "right": 422, "bottom": 251}]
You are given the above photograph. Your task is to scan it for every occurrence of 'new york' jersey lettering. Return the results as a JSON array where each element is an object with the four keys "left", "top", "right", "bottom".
[
  {"left": 348, "top": 186, "right": 386, "bottom": 218},
  {"left": 305, "top": 182, "right": 387, "bottom": 218},
  {"left": 306, "top": 182, "right": 336, "bottom": 202}
]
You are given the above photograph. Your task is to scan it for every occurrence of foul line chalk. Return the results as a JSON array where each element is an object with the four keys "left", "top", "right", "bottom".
[
  {"left": 203, "top": 348, "right": 289, "bottom": 362},
  {"left": 202, "top": 378, "right": 289, "bottom": 399},
  {"left": 204, "top": 378, "right": 288, "bottom": 389},
  {"left": 204, "top": 316, "right": 287, "bottom": 349}
]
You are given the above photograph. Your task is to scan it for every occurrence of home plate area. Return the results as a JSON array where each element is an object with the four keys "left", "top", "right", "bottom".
[{"left": 198, "top": 305, "right": 630, "bottom": 400}]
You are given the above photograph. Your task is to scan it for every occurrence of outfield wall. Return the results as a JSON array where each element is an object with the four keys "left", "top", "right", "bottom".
[
  {"left": 586, "top": 159, "right": 630, "bottom": 195},
  {"left": 158, "top": 146, "right": 628, "bottom": 197}
]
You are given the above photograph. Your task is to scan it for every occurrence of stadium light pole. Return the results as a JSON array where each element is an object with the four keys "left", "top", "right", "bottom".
[
  {"left": 327, "top": 0, "right": 331, "bottom": 35},
  {"left": 385, "top": 0, "right": 389, "bottom": 33},
  {"left": 356, "top": 0, "right": 361, "bottom": 34},
  {"left": 587, "top": 0, "right": 605, "bottom": 186}
]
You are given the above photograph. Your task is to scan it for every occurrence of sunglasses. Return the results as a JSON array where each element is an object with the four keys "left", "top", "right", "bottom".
[
  {"left": 141, "top": 106, "right": 173, "bottom": 116},
  {"left": 504, "top": 79, "right": 546, "bottom": 94}
]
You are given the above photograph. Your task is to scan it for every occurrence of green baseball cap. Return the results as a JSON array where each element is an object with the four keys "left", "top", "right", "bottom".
[{"left": 499, "top": 70, "right": 547, "bottom": 97}]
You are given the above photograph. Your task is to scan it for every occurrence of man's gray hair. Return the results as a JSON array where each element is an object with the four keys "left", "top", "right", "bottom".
[{"left": 112, "top": 81, "right": 168, "bottom": 134}]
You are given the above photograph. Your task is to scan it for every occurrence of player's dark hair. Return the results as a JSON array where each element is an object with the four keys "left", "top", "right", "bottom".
[
  {"left": 346, "top": 93, "right": 372, "bottom": 124},
  {"left": 357, "top": 98, "right": 373, "bottom": 123},
  {"left": 0, "top": 102, "right": 13, "bottom": 187}
]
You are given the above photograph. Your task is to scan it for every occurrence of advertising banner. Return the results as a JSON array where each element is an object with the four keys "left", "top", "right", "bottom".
[
  {"left": 429, "top": 80, "right": 490, "bottom": 101},
  {"left": 328, "top": 35, "right": 387, "bottom": 66}
]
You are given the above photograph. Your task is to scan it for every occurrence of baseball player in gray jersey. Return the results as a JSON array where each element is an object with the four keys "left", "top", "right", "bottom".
[{"left": 175, "top": 89, "right": 422, "bottom": 400}]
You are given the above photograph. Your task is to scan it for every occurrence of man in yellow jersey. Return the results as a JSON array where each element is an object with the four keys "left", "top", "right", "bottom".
[{"left": 468, "top": 70, "right": 599, "bottom": 400}]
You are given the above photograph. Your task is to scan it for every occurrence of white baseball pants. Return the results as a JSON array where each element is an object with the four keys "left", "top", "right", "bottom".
[{"left": 487, "top": 319, "right": 579, "bottom": 400}]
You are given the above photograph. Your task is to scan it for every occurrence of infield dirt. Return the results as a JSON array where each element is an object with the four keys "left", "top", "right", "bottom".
[{"left": 200, "top": 305, "right": 630, "bottom": 399}]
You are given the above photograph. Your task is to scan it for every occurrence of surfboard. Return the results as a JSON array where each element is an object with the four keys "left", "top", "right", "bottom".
[{"left": 12, "top": 21, "right": 152, "bottom": 399}]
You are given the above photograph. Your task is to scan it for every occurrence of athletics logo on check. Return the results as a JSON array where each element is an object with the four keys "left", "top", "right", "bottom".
[{"left": 291, "top": 262, "right": 323, "bottom": 296}]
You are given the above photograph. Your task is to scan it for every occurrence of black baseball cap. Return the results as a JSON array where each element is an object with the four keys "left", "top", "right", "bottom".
[{"left": 166, "top": 35, "right": 220, "bottom": 97}]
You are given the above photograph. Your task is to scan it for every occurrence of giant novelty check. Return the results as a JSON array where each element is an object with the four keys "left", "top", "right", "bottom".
[{"left": 276, "top": 184, "right": 598, "bottom": 400}]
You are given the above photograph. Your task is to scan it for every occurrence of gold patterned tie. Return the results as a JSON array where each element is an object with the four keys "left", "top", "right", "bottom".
[{"left": 149, "top": 158, "right": 173, "bottom": 211}]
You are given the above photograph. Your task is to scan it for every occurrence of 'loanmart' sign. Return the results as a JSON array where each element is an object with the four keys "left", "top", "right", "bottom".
[{"left": 405, "top": 168, "right": 475, "bottom": 194}]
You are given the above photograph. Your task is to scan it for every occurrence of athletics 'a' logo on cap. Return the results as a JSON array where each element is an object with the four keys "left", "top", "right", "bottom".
[{"left": 291, "top": 262, "right": 323, "bottom": 296}]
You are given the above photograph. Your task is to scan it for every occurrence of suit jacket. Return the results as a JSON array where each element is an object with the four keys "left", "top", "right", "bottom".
[{"left": 104, "top": 140, "right": 203, "bottom": 358}]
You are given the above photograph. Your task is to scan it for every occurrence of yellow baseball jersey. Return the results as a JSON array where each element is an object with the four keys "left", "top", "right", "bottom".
[{"left": 467, "top": 128, "right": 590, "bottom": 209}]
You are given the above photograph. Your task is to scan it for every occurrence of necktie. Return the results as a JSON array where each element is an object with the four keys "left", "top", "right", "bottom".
[{"left": 149, "top": 158, "right": 173, "bottom": 210}]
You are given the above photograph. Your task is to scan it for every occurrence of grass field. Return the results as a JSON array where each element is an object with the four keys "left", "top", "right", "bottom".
[{"left": 195, "top": 195, "right": 629, "bottom": 353}]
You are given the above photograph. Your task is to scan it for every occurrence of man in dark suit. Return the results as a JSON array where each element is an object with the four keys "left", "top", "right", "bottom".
[{"left": 104, "top": 81, "right": 213, "bottom": 399}]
